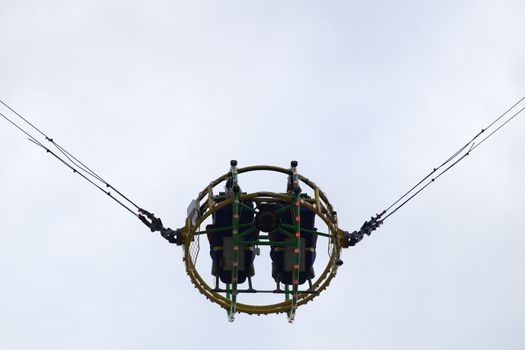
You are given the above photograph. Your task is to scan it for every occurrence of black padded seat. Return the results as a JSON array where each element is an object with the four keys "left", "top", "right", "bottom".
[
  {"left": 270, "top": 201, "right": 318, "bottom": 285},
  {"left": 207, "top": 200, "right": 257, "bottom": 284}
]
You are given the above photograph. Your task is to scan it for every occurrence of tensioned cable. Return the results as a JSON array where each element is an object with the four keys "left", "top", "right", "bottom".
[
  {"left": 0, "top": 98, "right": 140, "bottom": 211},
  {"left": 28, "top": 137, "right": 138, "bottom": 217},
  {"left": 0, "top": 103, "right": 140, "bottom": 218},
  {"left": 380, "top": 96, "right": 525, "bottom": 222},
  {"left": 470, "top": 105, "right": 525, "bottom": 152}
]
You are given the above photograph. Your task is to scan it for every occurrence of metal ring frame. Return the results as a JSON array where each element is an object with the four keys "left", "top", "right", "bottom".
[{"left": 181, "top": 165, "right": 343, "bottom": 317}]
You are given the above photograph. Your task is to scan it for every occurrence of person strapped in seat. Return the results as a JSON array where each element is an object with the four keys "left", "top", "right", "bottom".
[
  {"left": 206, "top": 182, "right": 258, "bottom": 290},
  {"left": 269, "top": 200, "right": 317, "bottom": 290}
]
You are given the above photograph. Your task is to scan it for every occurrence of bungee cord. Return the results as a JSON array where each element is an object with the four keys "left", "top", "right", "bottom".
[
  {"left": 26, "top": 136, "right": 139, "bottom": 217},
  {"left": 4, "top": 94, "right": 523, "bottom": 323},
  {"left": 0, "top": 99, "right": 144, "bottom": 219},
  {"left": 1, "top": 99, "right": 178, "bottom": 237},
  {"left": 384, "top": 95, "right": 525, "bottom": 216},
  {"left": 344, "top": 95, "right": 525, "bottom": 246},
  {"left": 0, "top": 98, "right": 141, "bottom": 211},
  {"left": 382, "top": 102, "right": 525, "bottom": 222},
  {"left": 2, "top": 95, "right": 524, "bottom": 247}
]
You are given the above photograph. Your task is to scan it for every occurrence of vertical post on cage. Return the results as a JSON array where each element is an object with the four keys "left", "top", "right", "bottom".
[
  {"left": 228, "top": 160, "right": 240, "bottom": 322},
  {"left": 288, "top": 161, "right": 301, "bottom": 323}
]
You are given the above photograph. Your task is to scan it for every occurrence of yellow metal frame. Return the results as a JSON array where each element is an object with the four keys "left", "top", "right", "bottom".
[{"left": 181, "top": 165, "right": 343, "bottom": 315}]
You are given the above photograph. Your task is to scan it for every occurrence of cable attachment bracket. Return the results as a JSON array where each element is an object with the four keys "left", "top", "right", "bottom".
[
  {"left": 343, "top": 210, "right": 385, "bottom": 247},
  {"left": 138, "top": 208, "right": 165, "bottom": 232},
  {"left": 138, "top": 208, "right": 184, "bottom": 245},
  {"left": 225, "top": 160, "right": 240, "bottom": 195},
  {"left": 287, "top": 160, "right": 301, "bottom": 194}
]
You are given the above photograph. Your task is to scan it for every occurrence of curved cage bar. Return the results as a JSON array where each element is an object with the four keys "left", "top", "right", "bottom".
[{"left": 181, "top": 165, "right": 343, "bottom": 318}]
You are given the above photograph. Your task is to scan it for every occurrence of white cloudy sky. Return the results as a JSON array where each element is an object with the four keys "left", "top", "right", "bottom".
[{"left": 1, "top": 1, "right": 524, "bottom": 349}]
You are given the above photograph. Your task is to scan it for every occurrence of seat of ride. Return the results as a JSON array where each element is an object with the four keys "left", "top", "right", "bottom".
[
  {"left": 206, "top": 192, "right": 258, "bottom": 284},
  {"left": 269, "top": 196, "right": 318, "bottom": 286}
]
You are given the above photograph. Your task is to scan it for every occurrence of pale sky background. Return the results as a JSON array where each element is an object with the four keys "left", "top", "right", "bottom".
[{"left": 1, "top": 1, "right": 524, "bottom": 349}]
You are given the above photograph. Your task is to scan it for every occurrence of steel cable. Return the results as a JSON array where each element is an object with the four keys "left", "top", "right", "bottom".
[
  {"left": 1, "top": 101, "right": 141, "bottom": 218},
  {"left": 381, "top": 95, "right": 525, "bottom": 222}
]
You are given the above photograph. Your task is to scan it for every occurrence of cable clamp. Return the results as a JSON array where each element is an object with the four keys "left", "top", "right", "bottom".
[
  {"left": 138, "top": 208, "right": 164, "bottom": 232},
  {"left": 138, "top": 208, "right": 183, "bottom": 245},
  {"left": 343, "top": 211, "right": 385, "bottom": 247},
  {"left": 160, "top": 228, "right": 184, "bottom": 245}
]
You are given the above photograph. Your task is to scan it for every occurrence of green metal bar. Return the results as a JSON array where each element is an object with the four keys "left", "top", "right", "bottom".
[
  {"left": 309, "top": 230, "right": 330, "bottom": 238},
  {"left": 276, "top": 202, "right": 294, "bottom": 214},
  {"left": 194, "top": 222, "right": 252, "bottom": 235},
  {"left": 280, "top": 223, "right": 330, "bottom": 238},
  {"left": 226, "top": 283, "right": 231, "bottom": 300},
  {"left": 289, "top": 193, "right": 301, "bottom": 323},
  {"left": 234, "top": 225, "right": 257, "bottom": 239},
  {"left": 238, "top": 202, "right": 257, "bottom": 213},
  {"left": 229, "top": 189, "right": 240, "bottom": 322},
  {"left": 228, "top": 162, "right": 241, "bottom": 322},
  {"left": 195, "top": 225, "right": 232, "bottom": 235},
  {"left": 235, "top": 240, "right": 296, "bottom": 247},
  {"left": 277, "top": 226, "right": 296, "bottom": 240}
]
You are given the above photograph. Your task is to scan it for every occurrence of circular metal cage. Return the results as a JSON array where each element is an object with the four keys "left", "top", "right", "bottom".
[{"left": 180, "top": 164, "right": 344, "bottom": 321}]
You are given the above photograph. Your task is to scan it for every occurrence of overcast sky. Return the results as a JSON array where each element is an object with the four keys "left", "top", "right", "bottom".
[{"left": 1, "top": 1, "right": 524, "bottom": 349}]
